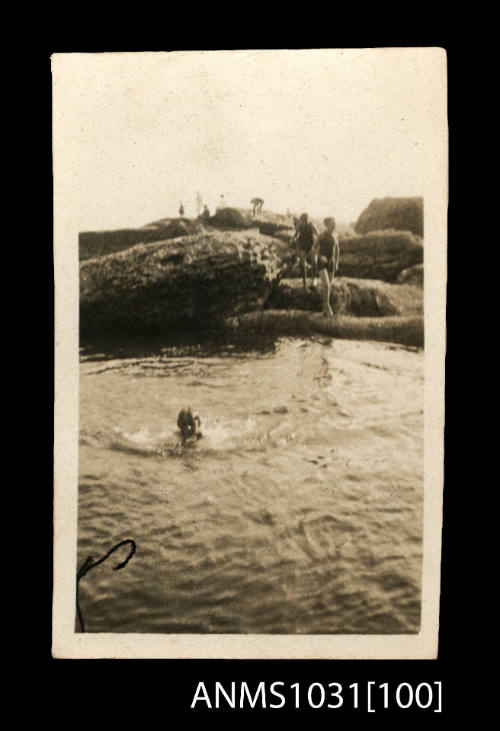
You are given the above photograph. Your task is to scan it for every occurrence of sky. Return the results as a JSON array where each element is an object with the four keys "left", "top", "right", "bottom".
[{"left": 53, "top": 49, "right": 447, "bottom": 231}]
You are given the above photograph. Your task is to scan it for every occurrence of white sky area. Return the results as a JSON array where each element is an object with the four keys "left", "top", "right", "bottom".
[{"left": 53, "top": 49, "right": 446, "bottom": 231}]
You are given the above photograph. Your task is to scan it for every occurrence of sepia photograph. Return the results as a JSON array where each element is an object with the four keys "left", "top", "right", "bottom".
[{"left": 52, "top": 48, "right": 447, "bottom": 658}]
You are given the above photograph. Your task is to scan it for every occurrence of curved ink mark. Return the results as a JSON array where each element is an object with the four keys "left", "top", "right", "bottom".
[{"left": 76, "top": 539, "right": 137, "bottom": 632}]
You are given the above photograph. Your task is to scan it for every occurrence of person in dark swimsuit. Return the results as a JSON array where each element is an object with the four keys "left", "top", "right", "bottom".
[
  {"left": 293, "top": 213, "right": 319, "bottom": 288},
  {"left": 316, "top": 217, "right": 340, "bottom": 316},
  {"left": 177, "top": 408, "right": 202, "bottom": 443}
]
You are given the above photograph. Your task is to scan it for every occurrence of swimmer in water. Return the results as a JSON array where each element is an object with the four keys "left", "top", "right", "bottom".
[{"left": 177, "top": 408, "right": 202, "bottom": 443}]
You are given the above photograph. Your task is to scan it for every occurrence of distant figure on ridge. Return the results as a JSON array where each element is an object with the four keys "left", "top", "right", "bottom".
[
  {"left": 195, "top": 191, "right": 203, "bottom": 217},
  {"left": 251, "top": 197, "right": 264, "bottom": 218},
  {"left": 292, "top": 213, "right": 319, "bottom": 289},
  {"left": 316, "top": 217, "right": 340, "bottom": 317},
  {"left": 199, "top": 204, "right": 210, "bottom": 222},
  {"left": 179, "top": 202, "right": 185, "bottom": 218}
]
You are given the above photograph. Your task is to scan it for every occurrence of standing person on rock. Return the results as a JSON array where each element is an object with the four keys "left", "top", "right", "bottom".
[
  {"left": 251, "top": 197, "right": 264, "bottom": 218},
  {"left": 293, "top": 213, "right": 319, "bottom": 289},
  {"left": 199, "top": 204, "right": 210, "bottom": 222},
  {"left": 316, "top": 217, "right": 340, "bottom": 316}
]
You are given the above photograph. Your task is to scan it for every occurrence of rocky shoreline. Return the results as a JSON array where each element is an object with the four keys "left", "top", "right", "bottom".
[{"left": 80, "top": 205, "right": 424, "bottom": 347}]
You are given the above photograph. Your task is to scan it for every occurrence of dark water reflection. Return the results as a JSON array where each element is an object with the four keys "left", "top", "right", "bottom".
[{"left": 80, "top": 331, "right": 279, "bottom": 363}]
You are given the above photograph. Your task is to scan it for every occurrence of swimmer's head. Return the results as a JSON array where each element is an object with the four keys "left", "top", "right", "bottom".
[
  {"left": 324, "top": 217, "right": 336, "bottom": 231},
  {"left": 177, "top": 408, "right": 201, "bottom": 441}
]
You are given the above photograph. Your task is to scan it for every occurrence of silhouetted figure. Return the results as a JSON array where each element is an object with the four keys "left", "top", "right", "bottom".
[
  {"left": 179, "top": 203, "right": 185, "bottom": 217},
  {"left": 251, "top": 197, "right": 264, "bottom": 218},
  {"left": 195, "top": 191, "right": 203, "bottom": 217},
  {"left": 199, "top": 204, "right": 210, "bottom": 222},
  {"left": 292, "top": 213, "right": 319, "bottom": 288}
]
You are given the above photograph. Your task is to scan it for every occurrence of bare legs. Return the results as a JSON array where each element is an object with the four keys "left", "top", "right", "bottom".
[
  {"left": 300, "top": 251, "right": 307, "bottom": 288},
  {"left": 311, "top": 254, "right": 318, "bottom": 286},
  {"left": 320, "top": 268, "right": 334, "bottom": 316},
  {"left": 300, "top": 251, "right": 318, "bottom": 288},
  {"left": 251, "top": 200, "right": 264, "bottom": 219}
]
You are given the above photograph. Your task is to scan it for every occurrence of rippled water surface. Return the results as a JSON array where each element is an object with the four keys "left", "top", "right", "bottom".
[{"left": 78, "top": 336, "right": 423, "bottom": 634}]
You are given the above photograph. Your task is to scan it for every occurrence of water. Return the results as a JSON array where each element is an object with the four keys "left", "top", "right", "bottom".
[{"left": 78, "top": 335, "right": 423, "bottom": 634}]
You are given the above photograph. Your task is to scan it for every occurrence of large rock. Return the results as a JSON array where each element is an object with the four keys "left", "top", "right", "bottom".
[
  {"left": 80, "top": 227, "right": 160, "bottom": 260},
  {"left": 149, "top": 218, "right": 211, "bottom": 239},
  {"left": 265, "top": 278, "right": 402, "bottom": 317},
  {"left": 355, "top": 197, "right": 423, "bottom": 236},
  {"left": 233, "top": 207, "right": 296, "bottom": 227},
  {"left": 256, "top": 221, "right": 295, "bottom": 239},
  {"left": 209, "top": 207, "right": 249, "bottom": 229},
  {"left": 80, "top": 230, "right": 291, "bottom": 338},
  {"left": 79, "top": 218, "right": 211, "bottom": 261},
  {"left": 225, "top": 311, "right": 424, "bottom": 348},
  {"left": 338, "top": 230, "right": 423, "bottom": 282},
  {"left": 204, "top": 207, "right": 296, "bottom": 239}
]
